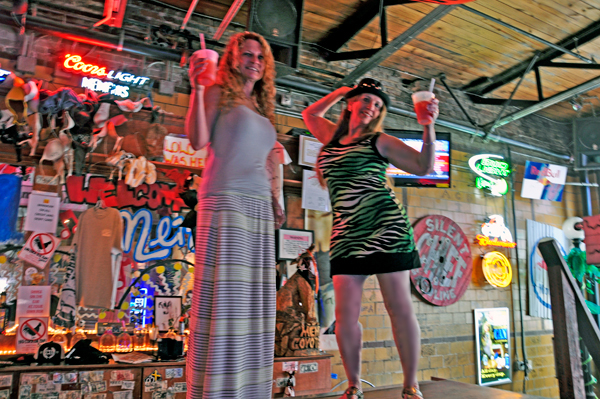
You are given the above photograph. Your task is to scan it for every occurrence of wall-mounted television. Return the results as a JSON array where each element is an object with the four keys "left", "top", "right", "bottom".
[{"left": 385, "top": 130, "right": 451, "bottom": 188}]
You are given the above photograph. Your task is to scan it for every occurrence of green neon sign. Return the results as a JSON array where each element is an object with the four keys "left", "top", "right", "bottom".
[
  {"left": 475, "top": 158, "right": 511, "bottom": 177},
  {"left": 475, "top": 177, "right": 508, "bottom": 196}
]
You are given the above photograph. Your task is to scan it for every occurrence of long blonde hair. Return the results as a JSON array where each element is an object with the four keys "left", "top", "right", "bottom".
[
  {"left": 216, "top": 31, "right": 276, "bottom": 125},
  {"left": 316, "top": 98, "right": 388, "bottom": 187}
]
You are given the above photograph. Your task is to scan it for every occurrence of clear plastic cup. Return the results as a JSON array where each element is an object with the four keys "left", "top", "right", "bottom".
[
  {"left": 412, "top": 91, "right": 435, "bottom": 125},
  {"left": 193, "top": 49, "right": 219, "bottom": 86}
]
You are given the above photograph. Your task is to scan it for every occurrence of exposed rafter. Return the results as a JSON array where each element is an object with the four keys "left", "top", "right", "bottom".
[
  {"left": 488, "top": 75, "right": 600, "bottom": 131},
  {"left": 316, "top": 0, "right": 411, "bottom": 56},
  {"left": 335, "top": 5, "right": 456, "bottom": 87},
  {"left": 462, "top": 19, "right": 600, "bottom": 96}
]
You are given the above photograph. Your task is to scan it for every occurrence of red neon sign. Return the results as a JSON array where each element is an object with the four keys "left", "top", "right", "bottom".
[
  {"left": 63, "top": 54, "right": 108, "bottom": 77},
  {"left": 475, "top": 234, "right": 516, "bottom": 249}
]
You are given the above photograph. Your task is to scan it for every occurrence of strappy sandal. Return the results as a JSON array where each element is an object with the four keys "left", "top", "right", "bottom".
[
  {"left": 341, "top": 386, "right": 363, "bottom": 399},
  {"left": 402, "top": 384, "right": 424, "bottom": 399}
]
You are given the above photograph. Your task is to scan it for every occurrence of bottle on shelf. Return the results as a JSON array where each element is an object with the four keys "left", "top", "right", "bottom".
[
  {"left": 70, "top": 323, "right": 87, "bottom": 350},
  {"left": 178, "top": 319, "right": 188, "bottom": 352},
  {"left": 99, "top": 328, "right": 116, "bottom": 352},
  {"left": 51, "top": 330, "right": 69, "bottom": 353},
  {"left": 117, "top": 330, "right": 133, "bottom": 352},
  {"left": 133, "top": 327, "right": 145, "bottom": 351}
]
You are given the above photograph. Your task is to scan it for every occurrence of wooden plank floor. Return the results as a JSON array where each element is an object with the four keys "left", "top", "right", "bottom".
[{"left": 293, "top": 379, "right": 548, "bottom": 399}]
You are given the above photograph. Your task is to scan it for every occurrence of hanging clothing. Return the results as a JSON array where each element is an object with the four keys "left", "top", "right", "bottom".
[
  {"left": 187, "top": 105, "right": 276, "bottom": 399},
  {"left": 73, "top": 207, "right": 123, "bottom": 309},
  {"left": 318, "top": 133, "right": 421, "bottom": 276}
]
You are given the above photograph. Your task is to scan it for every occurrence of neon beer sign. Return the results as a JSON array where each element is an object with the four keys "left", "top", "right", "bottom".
[
  {"left": 63, "top": 55, "right": 150, "bottom": 85},
  {"left": 63, "top": 55, "right": 108, "bottom": 77},
  {"left": 482, "top": 251, "right": 512, "bottom": 288},
  {"left": 475, "top": 214, "right": 516, "bottom": 249},
  {"left": 469, "top": 154, "right": 511, "bottom": 196},
  {"left": 63, "top": 54, "right": 150, "bottom": 98}
]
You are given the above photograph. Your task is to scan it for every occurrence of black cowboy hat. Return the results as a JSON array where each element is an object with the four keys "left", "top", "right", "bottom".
[{"left": 344, "top": 78, "right": 390, "bottom": 108}]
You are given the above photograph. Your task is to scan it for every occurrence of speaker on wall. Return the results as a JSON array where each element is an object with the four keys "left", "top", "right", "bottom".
[
  {"left": 247, "top": 0, "right": 305, "bottom": 73},
  {"left": 574, "top": 117, "right": 600, "bottom": 171}
]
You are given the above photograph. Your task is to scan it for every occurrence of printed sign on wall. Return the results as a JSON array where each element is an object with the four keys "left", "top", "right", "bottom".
[
  {"left": 411, "top": 215, "right": 472, "bottom": 306},
  {"left": 16, "top": 317, "right": 48, "bottom": 353},
  {"left": 162, "top": 135, "right": 207, "bottom": 168},
  {"left": 23, "top": 193, "right": 60, "bottom": 233},
  {"left": 521, "top": 161, "right": 568, "bottom": 202},
  {"left": 18, "top": 233, "right": 61, "bottom": 269},
  {"left": 475, "top": 307, "right": 511, "bottom": 386}
]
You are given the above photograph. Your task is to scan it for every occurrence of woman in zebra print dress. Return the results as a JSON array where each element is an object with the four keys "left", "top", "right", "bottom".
[
  {"left": 302, "top": 78, "right": 439, "bottom": 399},
  {"left": 185, "top": 32, "right": 284, "bottom": 399}
]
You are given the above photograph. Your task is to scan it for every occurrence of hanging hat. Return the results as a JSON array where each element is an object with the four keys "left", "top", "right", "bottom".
[
  {"left": 5, "top": 85, "right": 27, "bottom": 125},
  {"left": 344, "top": 78, "right": 390, "bottom": 109}
]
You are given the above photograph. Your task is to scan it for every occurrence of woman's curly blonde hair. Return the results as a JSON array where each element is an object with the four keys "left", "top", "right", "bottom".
[{"left": 216, "top": 31, "right": 276, "bottom": 125}]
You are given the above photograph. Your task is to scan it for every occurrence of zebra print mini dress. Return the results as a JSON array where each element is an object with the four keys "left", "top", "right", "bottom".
[{"left": 318, "top": 132, "right": 421, "bottom": 276}]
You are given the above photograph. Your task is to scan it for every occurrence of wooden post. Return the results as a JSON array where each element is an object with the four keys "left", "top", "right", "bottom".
[{"left": 538, "top": 238, "right": 585, "bottom": 399}]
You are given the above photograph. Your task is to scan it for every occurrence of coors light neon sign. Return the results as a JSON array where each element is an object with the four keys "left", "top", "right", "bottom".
[{"left": 63, "top": 54, "right": 150, "bottom": 98}]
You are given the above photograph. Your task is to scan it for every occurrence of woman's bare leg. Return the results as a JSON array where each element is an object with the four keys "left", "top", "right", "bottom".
[
  {"left": 377, "top": 270, "right": 421, "bottom": 389},
  {"left": 333, "top": 274, "right": 368, "bottom": 395}
]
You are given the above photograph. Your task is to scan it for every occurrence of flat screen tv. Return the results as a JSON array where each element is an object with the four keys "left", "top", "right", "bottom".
[{"left": 385, "top": 130, "right": 451, "bottom": 188}]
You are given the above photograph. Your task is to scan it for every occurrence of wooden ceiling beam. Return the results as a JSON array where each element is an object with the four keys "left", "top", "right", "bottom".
[
  {"left": 462, "top": 19, "right": 600, "bottom": 96},
  {"left": 537, "top": 61, "right": 600, "bottom": 70},
  {"left": 335, "top": 5, "right": 457, "bottom": 87},
  {"left": 316, "top": 0, "right": 412, "bottom": 55}
]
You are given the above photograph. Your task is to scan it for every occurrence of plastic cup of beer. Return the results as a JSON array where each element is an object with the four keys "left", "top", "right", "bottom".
[
  {"left": 411, "top": 91, "right": 435, "bottom": 125},
  {"left": 193, "top": 49, "right": 219, "bottom": 87}
]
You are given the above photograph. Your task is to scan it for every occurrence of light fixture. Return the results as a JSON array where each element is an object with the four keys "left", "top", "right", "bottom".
[
  {"left": 562, "top": 216, "right": 584, "bottom": 247},
  {"left": 570, "top": 98, "right": 583, "bottom": 112}
]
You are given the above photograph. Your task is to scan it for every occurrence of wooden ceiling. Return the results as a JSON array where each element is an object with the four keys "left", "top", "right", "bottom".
[{"left": 159, "top": 0, "right": 600, "bottom": 123}]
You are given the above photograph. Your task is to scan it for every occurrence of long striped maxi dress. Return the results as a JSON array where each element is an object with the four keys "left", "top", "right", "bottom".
[{"left": 187, "top": 105, "right": 277, "bottom": 399}]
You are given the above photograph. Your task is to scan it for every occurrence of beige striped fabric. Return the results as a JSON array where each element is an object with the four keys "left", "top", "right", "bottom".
[{"left": 187, "top": 193, "right": 276, "bottom": 399}]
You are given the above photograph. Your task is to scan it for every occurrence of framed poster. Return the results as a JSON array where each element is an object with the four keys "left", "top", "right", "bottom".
[
  {"left": 475, "top": 307, "right": 512, "bottom": 386},
  {"left": 154, "top": 296, "right": 182, "bottom": 332},
  {"left": 276, "top": 228, "right": 314, "bottom": 260},
  {"left": 298, "top": 136, "right": 323, "bottom": 168}
]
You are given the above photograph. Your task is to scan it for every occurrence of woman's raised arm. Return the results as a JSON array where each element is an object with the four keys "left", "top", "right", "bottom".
[
  {"left": 302, "top": 86, "right": 353, "bottom": 143},
  {"left": 185, "top": 55, "right": 221, "bottom": 150}
]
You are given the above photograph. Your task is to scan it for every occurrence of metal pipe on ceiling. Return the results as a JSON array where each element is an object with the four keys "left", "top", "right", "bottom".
[
  {"left": 276, "top": 77, "right": 571, "bottom": 161},
  {"left": 491, "top": 75, "right": 600, "bottom": 130},
  {"left": 460, "top": 5, "right": 595, "bottom": 65},
  {"left": 0, "top": 7, "right": 570, "bottom": 162}
]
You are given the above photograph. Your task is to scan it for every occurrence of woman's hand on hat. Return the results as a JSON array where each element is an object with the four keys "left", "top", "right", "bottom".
[
  {"left": 428, "top": 98, "right": 440, "bottom": 122},
  {"left": 336, "top": 86, "right": 354, "bottom": 97}
]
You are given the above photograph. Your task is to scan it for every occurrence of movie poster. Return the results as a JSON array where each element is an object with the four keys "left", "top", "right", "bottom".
[{"left": 474, "top": 307, "right": 512, "bottom": 386}]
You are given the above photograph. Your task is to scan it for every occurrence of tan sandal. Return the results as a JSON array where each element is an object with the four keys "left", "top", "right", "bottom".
[
  {"left": 341, "top": 386, "right": 363, "bottom": 399},
  {"left": 402, "top": 384, "right": 424, "bottom": 399}
]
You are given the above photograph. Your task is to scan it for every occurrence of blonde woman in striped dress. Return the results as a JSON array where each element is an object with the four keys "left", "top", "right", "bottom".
[{"left": 185, "top": 31, "right": 284, "bottom": 399}]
